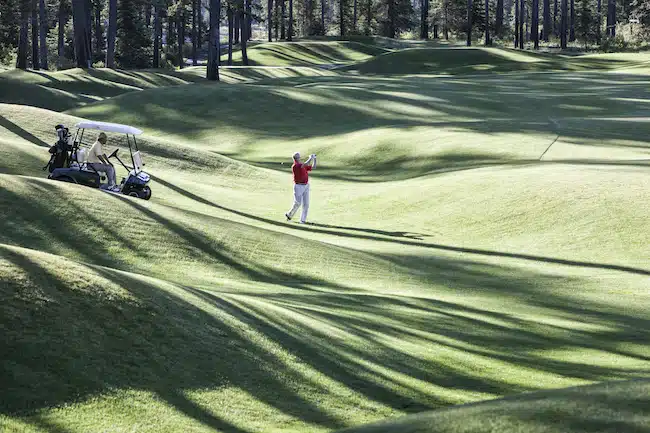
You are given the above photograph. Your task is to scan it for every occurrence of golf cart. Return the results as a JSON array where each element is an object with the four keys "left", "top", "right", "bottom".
[{"left": 46, "top": 121, "right": 152, "bottom": 200}]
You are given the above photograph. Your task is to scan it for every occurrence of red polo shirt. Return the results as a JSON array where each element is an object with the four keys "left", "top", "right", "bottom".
[{"left": 292, "top": 162, "right": 312, "bottom": 184}]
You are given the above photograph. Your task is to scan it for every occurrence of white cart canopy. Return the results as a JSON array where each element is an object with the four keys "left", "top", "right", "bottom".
[{"left": 75, "top": 121, "right": 143, "bottom": 136}]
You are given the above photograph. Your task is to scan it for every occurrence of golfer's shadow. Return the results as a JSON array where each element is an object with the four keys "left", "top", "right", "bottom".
[{"left": 306, "top": 222, "right": 428, "bottom": 240}]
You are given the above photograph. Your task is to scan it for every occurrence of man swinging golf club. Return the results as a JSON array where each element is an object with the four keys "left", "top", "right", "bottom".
[{"left": 285, "top": 151, "right": 316, "bottom": 224}]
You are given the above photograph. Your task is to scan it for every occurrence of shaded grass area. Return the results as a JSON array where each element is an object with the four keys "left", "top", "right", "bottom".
[
  {"left": 221, "top": 41, "right": 388, "bottom": 66},
  {"left": 334, "top": 379, "right": 650, "bottom": 433},
  {"left": 343, "top": 47, "right": 650, "bottom": 75},
  {"left": 2, "top": 239, "right": 650, "bottom": 432},
  {"left": 2, "top": 49, "right": 650, "bottom": 433},
  {"left": 0, "top": 67, "right": 204, "bottom": 111},
  {"left": 69, "top": 70, "right": 650, "bottom": 182}
]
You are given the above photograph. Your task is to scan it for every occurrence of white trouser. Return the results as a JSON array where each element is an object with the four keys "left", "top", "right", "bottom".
[
  {"left": 288, "top": 183, "right": 310, "bottom": 223},
  {"left": 88, "top": 162, "right": 117, "bottom": 187}
]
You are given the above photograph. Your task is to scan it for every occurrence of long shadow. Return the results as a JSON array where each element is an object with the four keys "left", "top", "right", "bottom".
[
  {"left": 0, "top": 115, "right": 51, "bottom": 148},
  {"left": 153, "top": 175, "right": 650, "bottom": 277},
  {"left": 307, "top": 222, "right": 428, "bottom": 240},
  {"left": 1, "top": 246, "right": 345, "bottom": 430},
  {"left": 108, "top": 190, "right": 354, "bottom": 292}
]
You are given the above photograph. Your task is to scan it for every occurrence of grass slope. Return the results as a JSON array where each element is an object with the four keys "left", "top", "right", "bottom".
[
  {"left": 0, "top": 67, "right": 204, "bottom": 111},
  {"left": 344, "top": 47, "right": 650, "bottom": 75},
  {"left": 335, "top": 379, "right": 650, "bottom": 433},
  {"left": 1, "top": 46, "right": 650, "bottom": 432},
  {"left": 221, "top": 41, "right": 389, "bottom": 66}
]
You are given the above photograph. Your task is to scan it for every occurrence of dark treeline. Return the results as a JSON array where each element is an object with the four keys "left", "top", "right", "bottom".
[{"left": 0, "top": 0, "right": 647, "bottom": 79}]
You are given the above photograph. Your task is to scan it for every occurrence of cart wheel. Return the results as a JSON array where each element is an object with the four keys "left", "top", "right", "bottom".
[
  {"left": 140, "top": 186, "right": 152, "bottom": 200},
  {"left": 128, "top": 191, "right": 139, "bottom": 198}
]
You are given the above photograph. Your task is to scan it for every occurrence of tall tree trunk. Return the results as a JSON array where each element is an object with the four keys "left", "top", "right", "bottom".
[
  {"left": 177, "top": 6, "right": 184, "bottom": 69},
  {"left": 353, "top": 0, "right": 357, "bottom": 30},
  {"left": 247, "top": 1, "right": 252, "bottom": 41},
  {"left": 444, "top": 0, "right": 449, "bottom": 38},
  {"left": 519, "top": 0, "right": 524, "bottom": 47},
  {"left": 569, "top": 0, "right": 574, "bottom": 40},
  {"left": 145, "top": 2, "right": 151, "bottom": 27},
  {"left": 58, "top": 1, "right": 66, "bottom": 67},
  {"left": 192, "top": 0, "right": 198, "bottom": 65},
  {"left": 106, "top": 0, "right": 116, "bottom": 67},
  {"left": 39, "top": 0, "right": 48, "bottom": 69},
  {"left": 280, "top": 0, "right": 286, "bottom": 38},
  {"left": 17, "top": 10, "right": 29, "bottom": 69},
  {"left": 235, "top": 8, "right": 241, "bottom": 42},
  {"left": 466, "top": 0, "right": 472, "bottom": 46},
  {"left": 32, "top": 0, "right": 40, "bottom": 69},
  {"left": 339, "top": 0, "right": 345, "bottom": 37},
  {"left": 227, "top": 6, "right": 233, "bottom": 64},
  {"left": 198, "top": 0, "right": 203, "bottom": 48},
  {"left": 532, "top": 0, "right": 539, "bottom": 48},
  {"left": 322, "top": 0, "right": 326, "bottom": 32},
  {"left": 72, "top": 0, "right": 92, "bottom": 67},
  {"left": 525, "top": 0, "right": 528, "bottom": 41},
  {"left": 421, "top": 0, "right": 429, "bottom": 39},
  {"left": 86, "top": 0, "right": 92, "bottom": 58},
  {"left": 495, "top": 0, "right": 503, "bottom": 36},
  {"left": 553, "top": 0, "right": 558, "bottom": 34},
  {"left": 288, "top": 0, "right": 293, "bottom": 40},
  {"left": 153, "top": 6, "right": 160, "bottom": 67},
  {"left": 514, "top": 0, "right": 519, "bottom": 47},
  {"left": 268, "top": 0, "right": 273, "bottom": 41},
  {"left": 240, "top": 8, "right": 248, "bottom": 64},
  {"left": 484, "top": 0, "right": 489, "bottom": 45},
  {"left": 607, "top": 0, "right": 615, "bottom": 36},
  {"left": 94, "top": 0, "right": 101, "bottom": 56},
  {"left": 206, "top": 0, "right": 220, "bottom": 79},
  {"left": 560, "top": 0, "right": 569, "bottom": 50},
  {"left": 543, "top": 0, "right": 550, "bottom": 39}
]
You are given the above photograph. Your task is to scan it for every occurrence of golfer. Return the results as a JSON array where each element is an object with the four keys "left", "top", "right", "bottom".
[
  {"left": 87, "top": 132, "right": 118, "bottom": 191},
  {"left": 285, "top": 152, "right": 316, "bottom": 224}
]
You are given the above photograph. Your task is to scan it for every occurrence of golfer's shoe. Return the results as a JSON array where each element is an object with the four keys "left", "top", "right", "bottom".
[{"left": 299, "top": 221, "right": 306, "bottom": 224}]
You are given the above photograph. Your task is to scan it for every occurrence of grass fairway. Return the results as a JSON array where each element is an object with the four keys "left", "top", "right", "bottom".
[
  {"left": 221, "top": 41, "right": 389, "bottom": 66},
  {"left": 1, "top": 45, "right": 650, "bottom": 433},
  {"left": 344, "top": 47, "right": 650, "bottom": 75}
]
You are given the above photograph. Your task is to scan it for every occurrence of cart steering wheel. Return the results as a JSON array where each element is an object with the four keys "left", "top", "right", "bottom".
[{"left": 108, "top": 148, "right": 119, "bottom": 159}]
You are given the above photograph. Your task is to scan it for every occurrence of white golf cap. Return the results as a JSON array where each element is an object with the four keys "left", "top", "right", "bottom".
[{"left": 292, "top": 152, "right": 301, "bottom": 160}]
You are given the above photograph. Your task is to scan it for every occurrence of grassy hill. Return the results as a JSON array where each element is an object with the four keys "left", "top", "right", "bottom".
[
  {"left": 335, "top": 379, "right": 650, "bottom": 433},
  {"left": 221, "top": 41, "right": 389, "bottom": 66},
  {"left": 1, "top": 45, "right": 650, "bottom": 432},
  {"left": 343, "top": 47, "right": 650, "bottom": 75}
]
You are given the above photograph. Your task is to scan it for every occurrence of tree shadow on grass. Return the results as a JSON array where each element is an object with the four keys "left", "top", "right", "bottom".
[
  {"left": 0, "top": 115, "right": 51, "bottom": 148},
  {"left": 333, "top": 379, "right": 650, "bottom": 433},
  {"left": 152, "top": 174, "right": 650, "bottom": 278},
  {"left": 0, "top": 246, "right": 346, "bottom": 431},
  {"left": 2, "top": 231, "right": 650, "bottom": 430}
]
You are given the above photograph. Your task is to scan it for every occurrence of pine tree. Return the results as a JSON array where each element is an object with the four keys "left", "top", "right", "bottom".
[
  {"left": 116, "top": 0, "right": 152, "bottom": 68},
  {"left": 0, "top": 0, "right": 20, "bottom": 64}
]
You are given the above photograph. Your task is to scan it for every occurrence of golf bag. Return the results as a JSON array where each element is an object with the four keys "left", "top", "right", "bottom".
[{"left": 44, "top": 125, "right": 71, "bottom": 173}]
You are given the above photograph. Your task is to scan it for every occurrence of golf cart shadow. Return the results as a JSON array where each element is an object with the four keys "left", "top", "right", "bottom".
[{"left": 45, "top": 121, "right": 152, "bottom": 200}]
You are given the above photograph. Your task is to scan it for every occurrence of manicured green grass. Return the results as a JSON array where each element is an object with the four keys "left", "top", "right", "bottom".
[
  {"left": 220, "top": 41, "right": 389, "bottom": 66},
  {"left": 344, "top": 47, "right": 650, "bottom": 75},
  {"left": 0, "top": 67, "right": 204, "bottom": 111},
  {"left": 1, "top": 45, "right": 650, "bottom": 433},
  {"left": 335, "top": 379, "right": 650, "bottom": 433}
]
